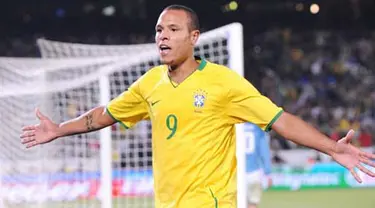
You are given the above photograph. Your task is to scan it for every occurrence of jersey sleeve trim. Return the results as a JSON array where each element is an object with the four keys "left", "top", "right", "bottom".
[
  {"left": 105, "top": 107, "right": 129, "bottom": 129},
  {"left": 265, "top": 109, "right": 284, "bottom": 132}
]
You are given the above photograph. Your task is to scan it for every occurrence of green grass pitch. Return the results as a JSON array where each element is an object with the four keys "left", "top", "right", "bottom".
[{"left": 5, "top": 188, "right": 375, "bottom": 208}]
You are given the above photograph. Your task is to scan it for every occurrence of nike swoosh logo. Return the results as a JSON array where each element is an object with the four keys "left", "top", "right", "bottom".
[{"left": 151, "top": 100, "right": 161, "bottom": 106}]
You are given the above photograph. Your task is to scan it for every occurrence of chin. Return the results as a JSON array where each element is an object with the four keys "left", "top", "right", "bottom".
[{"left": 160, "top": 57, "right": 174, "bottom": 65}]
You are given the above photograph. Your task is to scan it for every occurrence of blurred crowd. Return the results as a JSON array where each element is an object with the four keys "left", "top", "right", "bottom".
[
  {"left": 1, "top": 28, "right": 375, "bottom": 152},
  {"left": 249, "top": 29, "right": 375, "bottom": 150}
]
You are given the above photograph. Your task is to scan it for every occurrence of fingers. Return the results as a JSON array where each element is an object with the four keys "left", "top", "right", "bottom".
[
  {"left": 21, "top": 135, "right": 40, "bottom": 148},
  {"left": 35, "top": 108, "right": 47, "bottom": 120},
  {"left": 357, "top": 164, "right": 375, "bottom": 177},
  {"left": 26, "top": 141, "right": 38, "bottom": 149},
  {"left": 20, "top": 130, "right": 35, "bottom": 139},
  {"left": 21, "top": 136, "right": 35, "bottom": 144},
  {"left": 349, "top": 168, "right": 362, "bottom": 183},
  {"left": 22, "top": 125, "right": 36, "bottom": 131},
  {"left": 21, "top": 116, "right": 42, "bottom": 149},
  {"left": 360, "top": 151, "right": 375, "bottom": 160},
  {"left": 20, "top": 130, "right": 36, "bottom": 146},
  {"left": 343, "top": 129, "right": 355, "bottom": 143},
  {"left": 360, "top": 156, "right": 375, "bottom": 168}
]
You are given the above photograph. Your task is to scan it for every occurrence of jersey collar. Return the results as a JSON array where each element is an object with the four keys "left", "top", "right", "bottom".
[{"left": 195, "top": 56, "right": 207, "bottom": 71}]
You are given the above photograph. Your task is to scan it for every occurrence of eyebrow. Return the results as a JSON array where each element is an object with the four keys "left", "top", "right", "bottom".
[
  {"left": 167, "top": 24, "right": 180, "bottom": 28},
  {"left": 155, "top": 24, "right": 180, "bottom": 29}
]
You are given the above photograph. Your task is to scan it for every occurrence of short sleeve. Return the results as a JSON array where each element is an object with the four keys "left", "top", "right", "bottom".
[
  {"left": 106, "top": 79, "right": 149, "bottom": 129},
  {"left": 225, "top": 72, "right": 283, "bottom": 132}
]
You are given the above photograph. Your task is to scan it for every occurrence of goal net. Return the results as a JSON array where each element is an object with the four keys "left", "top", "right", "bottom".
[{"left": 0, "top": 23, "right": 245, "bottom": 208}]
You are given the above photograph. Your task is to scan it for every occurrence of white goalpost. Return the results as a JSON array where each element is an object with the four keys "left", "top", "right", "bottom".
[{"left": 0, "top": 23, "right": 246, "bottom": 208}]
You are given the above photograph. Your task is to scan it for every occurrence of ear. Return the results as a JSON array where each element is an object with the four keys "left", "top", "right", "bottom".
[{"left": 190, "top": 30, "right": 200, "bottom": 45}]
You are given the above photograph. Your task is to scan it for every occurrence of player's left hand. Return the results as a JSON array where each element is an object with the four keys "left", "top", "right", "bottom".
[{"left": 331, "top": 129, "right": 375, "bottom": 183}]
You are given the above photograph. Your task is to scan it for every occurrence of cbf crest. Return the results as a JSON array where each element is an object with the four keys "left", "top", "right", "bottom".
[{"left": 193, "top": 89, "right": 208, "bottom": 109}]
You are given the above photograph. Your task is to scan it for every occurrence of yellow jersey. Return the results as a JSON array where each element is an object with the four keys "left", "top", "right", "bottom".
[{"left": 106, "top": 57, "right": 283, "bottom": 208}]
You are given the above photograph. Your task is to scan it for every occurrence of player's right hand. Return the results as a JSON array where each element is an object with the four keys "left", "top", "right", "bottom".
[{"left": 20, "top": 108, "right": 59, "bottom": 148}]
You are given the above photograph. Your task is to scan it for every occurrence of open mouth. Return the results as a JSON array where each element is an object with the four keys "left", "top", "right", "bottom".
[{"left": 159, "top": 44, "right": 171, "bottom": 55}]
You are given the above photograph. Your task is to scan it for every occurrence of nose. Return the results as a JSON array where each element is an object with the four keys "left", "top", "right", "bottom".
[{"left": 158, "top": 30, "right": 170, "bottom": 41}]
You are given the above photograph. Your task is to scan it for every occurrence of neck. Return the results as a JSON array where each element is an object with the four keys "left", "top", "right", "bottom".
[{"left": 168, "top": 56, "right": 200, "bottom": 84}]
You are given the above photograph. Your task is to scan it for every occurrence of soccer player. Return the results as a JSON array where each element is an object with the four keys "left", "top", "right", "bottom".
[
  {"left": 244, "top": 123, "right": 272, "bottom": 208},
  {"left": 20, "top": 4, "right": 375, "bottom": 208}
]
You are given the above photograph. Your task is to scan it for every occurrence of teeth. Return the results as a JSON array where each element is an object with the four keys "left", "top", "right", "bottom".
[{"left": 160, "top": 45, "right": 170, "bottom": 50}]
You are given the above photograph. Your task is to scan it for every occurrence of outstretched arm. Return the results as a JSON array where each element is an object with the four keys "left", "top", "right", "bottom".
[
  {"left": 57, "top": 106, "right": 115, "bottom": 137},
  {"left": 21, "top": 72, "right": 150, "bottom": 149},
  {"left": 271, "top": 112, "right": 337, "bottom": 155},
  {"left": 21, "top": 106, "right": 116, "bottom": 148},
  {"left": 271, "top": 111, "right": 375, "bottom": 182}
]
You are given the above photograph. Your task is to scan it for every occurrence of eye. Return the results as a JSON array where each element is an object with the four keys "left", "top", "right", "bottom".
[
  {"left": 155, "top": 28, "right": 162, "bottom": 33},
  {"left": 171, "top": 28, "right": 178, "bottom": 32}
]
